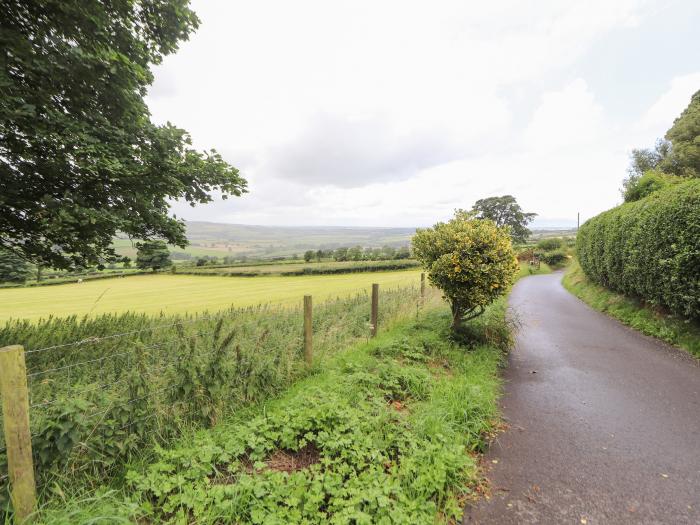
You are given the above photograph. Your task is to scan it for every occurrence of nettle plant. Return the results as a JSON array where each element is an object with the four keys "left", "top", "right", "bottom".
[{"left": 412, "top": 210, "right": 518, "bottom": 331}]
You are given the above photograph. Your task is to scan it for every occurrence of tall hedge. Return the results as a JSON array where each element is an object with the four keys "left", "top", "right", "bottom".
[{"left": 577, "top": 179, "right": 700, "bottom": 320}]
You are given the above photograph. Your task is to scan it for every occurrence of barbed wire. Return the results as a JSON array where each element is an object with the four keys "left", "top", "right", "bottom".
[
  {"left": 23, "top": 312, "right": 230, "bottom": 355},
  {"left": 2, "top": 282, "right": 430, "bottom": 480},
  {"left": 26, "top": 325, "right": 224, "bottom": 379},
  {"left": 26, "top": 329, "right": 246, "bottom": 410},
  {"left": 27, "top": 350, "right": 135, "bottom": 379},
  {"left": 21, "top": 279, "right": 425, "bottom": 356},
  {"left": 6, "top": 279, "right": 428, "bottom": 427}
]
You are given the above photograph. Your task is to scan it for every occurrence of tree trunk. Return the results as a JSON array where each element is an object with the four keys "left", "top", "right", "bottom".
[{"left": 451, "top": 303, "right": 462, "bottom": 331}]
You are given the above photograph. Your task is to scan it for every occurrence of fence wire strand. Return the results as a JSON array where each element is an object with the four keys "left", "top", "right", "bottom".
[
  {"left": 2, "top": 277, "right": 430, "bottom": 485},
  {"left": 24, "top": 313, "right": 228, "bottom": 355}
]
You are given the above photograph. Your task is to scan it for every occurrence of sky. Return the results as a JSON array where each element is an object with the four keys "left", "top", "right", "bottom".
[{"left": 147, "top": 0, "right": 700, "bottom": 228}]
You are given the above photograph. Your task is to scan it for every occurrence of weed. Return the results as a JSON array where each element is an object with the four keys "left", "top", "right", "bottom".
[{"left": 32, "top": 304, "right": 507, "bottom": 524}]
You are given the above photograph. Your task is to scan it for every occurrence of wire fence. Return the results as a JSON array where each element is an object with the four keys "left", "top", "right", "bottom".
[{"left": 0, "top": 277, "right": 440, "bottom": 513}]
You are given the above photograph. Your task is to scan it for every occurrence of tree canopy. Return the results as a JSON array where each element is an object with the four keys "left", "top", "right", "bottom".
[
  {"left": 0, "top": 247, "right": 31, "bottom": 283},
  {"left": 662, "top": 89, "right": 700, "bottom": 178},
  {"left": 412, "top": 210, "right": 518, "bottom": 331},
  {"left": 621, "top": 140, "right": 671, "bottom": 201},
  {"left": 622, "top": 89, "right": 699, "bottom": 200},
  {"left": 135, "top": 240, "right": 172, "bottom": 271},
  {"left": 622, "top": 170, "right": 683, "bottom": 203},
  {"left": 471, "top": 195, "right": 536, "bottom": 243},
  {"left": 0, "top": 1, "right": 247, "bottom": 270}
]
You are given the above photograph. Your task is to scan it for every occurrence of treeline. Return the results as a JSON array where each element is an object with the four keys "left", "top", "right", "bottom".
[
  {"left": 304, "top": 245, "right": 411, "bottom": 262},
  {"left": 577, "top": 90, "right": 699, "bottom": 320},
  {"left": 180, "top": 259, "right": 420, "bottom": 277}
]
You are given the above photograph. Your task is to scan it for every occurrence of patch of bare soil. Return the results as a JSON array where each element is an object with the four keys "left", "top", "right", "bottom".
[
  {"left": 427, "top": 358, "right": 453, "bottom": 377},
  {"left": 265, "top": 442, "right": 320, "bottom": 473},
  {"left": 390, "top": 400, "right": 407, "bottom": 412}
]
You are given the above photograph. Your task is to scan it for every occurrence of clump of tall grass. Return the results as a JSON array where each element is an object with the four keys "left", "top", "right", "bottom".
[{"left": 0, "top": 283, "right": 440, "bottom": 509}]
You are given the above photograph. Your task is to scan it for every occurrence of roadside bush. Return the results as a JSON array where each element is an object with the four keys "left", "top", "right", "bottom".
[
  {"left": 536, "top": 238, "right": 562, "bottom": 251},
  {"left": 540, "top": 250, "right": 568, "bottom": 267},
  {"left": 412, "top": 211, "right": 518, "bottom": 331},
  {"left": 623, "top": 169, "right": 683, "bottom": 202},
  {"left": 516, "top": 248, "right": 535, "bottom": 262},
  {"left": 577, "top": 179, "right": 700, "bottom": 320}
]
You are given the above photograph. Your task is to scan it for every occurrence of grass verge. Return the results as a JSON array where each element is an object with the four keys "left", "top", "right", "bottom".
[
  {"left": 33, "top": 302, "right": 510, "bottom": 524},
  {"left": 563, "top": 260, "right": 700, "bottom": 358},
  {"left": 517, "top": 261, "right": 552, "bottom": 279}
]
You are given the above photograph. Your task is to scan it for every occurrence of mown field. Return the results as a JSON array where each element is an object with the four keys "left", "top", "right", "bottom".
[{"left": 0, "top": 270, "right": 422, "bottom": 322}]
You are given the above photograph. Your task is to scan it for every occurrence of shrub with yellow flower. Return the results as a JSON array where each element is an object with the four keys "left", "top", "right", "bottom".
[{"left": 412, "top": 210, "right": 518, "bottom": 331}]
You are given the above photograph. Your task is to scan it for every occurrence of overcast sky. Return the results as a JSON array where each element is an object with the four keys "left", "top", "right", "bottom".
[{"left": 147, "top": 0, "right": 700, "bottom": 228}]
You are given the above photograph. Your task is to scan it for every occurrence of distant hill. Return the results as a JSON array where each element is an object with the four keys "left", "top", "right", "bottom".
[
  {"left": 114, "top": 222, "right": 417, "bottom": 259},
  {"left": 113, "top": 221, "right": 576, "bottom": 259}
]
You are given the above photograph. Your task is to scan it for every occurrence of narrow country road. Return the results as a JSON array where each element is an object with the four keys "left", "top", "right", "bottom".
[{"left": 465, "top": 272, "right": 700, "bottom": 524}]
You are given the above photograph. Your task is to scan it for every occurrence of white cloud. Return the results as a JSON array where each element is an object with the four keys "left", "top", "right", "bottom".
[
  {"left": 154, "top": 0, "right": 698, "bottom": 227},
  {"left": 640, "top": 72, "right": 700, "bottom": 135},
  {"left": 524, "top": 79, "right": 607, "bottom": 152}
]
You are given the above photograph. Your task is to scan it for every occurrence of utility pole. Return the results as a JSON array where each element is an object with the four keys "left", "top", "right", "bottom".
[{"left": 577, "top": 212, "right": 580, "bottom": 231}]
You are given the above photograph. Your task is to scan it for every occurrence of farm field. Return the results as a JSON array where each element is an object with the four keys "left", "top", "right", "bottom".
[
  {"left": 0, "top": 269, "right": 422, "bottom": 321},
  {"left": 186, "top": 259, "right": 419, "bottom": 275},
  {"left": 110, "top": 222, "right": 574, "bottom": 260},
  {"left": 112, "top": 222, "right": 417, "bottom": 259}
]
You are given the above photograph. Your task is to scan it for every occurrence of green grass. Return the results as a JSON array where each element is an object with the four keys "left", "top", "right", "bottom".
[
  {"left": 32, "top": 301, "right": 508, "bottom": 524},
  {"left": 0, "top": 270, "right": 422, "bottom": 322},
  {"left": 516, "top": 260, "right": 552, "bottom": 279},
  {"left": 184, "top": 259, "right": 419, "bottom": 276},
  {"left": 2, "top": 285, "right": 438, "bottom": 513},
  {"left": 563, "top": 260, "right": 700, "bottom": 357}
]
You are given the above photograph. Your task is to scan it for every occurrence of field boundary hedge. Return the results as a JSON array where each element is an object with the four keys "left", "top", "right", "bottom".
[
  {"left": 178, "top": 260, "right": 420, "bottom": 277},
  {"left": 576, "top": 179, "right": 700, "bottom": 320}
]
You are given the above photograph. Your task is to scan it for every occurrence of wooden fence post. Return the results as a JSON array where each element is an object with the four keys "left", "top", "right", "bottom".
[
  {"left": 0, "top": 345, "right": 37, "bottom": 523},
  {"left": 420, "top": 272, "right": 425, "bottom": 300},
  {"left": 370, "top": 283, "right": 379, "bottom": 338},
  {"left": 303, "top": 295, "right": 313, "bottom": 364}
]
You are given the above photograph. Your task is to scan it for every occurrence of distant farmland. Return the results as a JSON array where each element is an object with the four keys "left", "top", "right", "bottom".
[
  {"left": 0, "top": 270, "right": 422, "bottom": 321},
  {"left": 113, "top": 222, "right": 417, "bottom": 259},
  {"left": 112, "top": 221, "right": 576, "bottom": 260}
]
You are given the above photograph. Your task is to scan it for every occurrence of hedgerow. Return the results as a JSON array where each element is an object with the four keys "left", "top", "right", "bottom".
[{"left": 576, "top": 179, "right": 700, "bottom": 320}]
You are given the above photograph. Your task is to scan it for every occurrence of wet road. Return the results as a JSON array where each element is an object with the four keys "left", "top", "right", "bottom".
[{"left": 465, "top": 272, "right": 700, "bottom": 524}]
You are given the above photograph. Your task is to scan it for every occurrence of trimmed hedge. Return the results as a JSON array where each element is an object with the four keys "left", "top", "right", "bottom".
[
  {"left": 539, "top": 250, "right": 568, "bottom": 267},
  {"left": 577, "top": 179, "right": 700, "bottom": 320}
]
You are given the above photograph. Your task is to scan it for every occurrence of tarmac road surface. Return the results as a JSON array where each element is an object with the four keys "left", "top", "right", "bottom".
[{"left": 465, "top": 272, "right": 700, "bottom": 524}]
